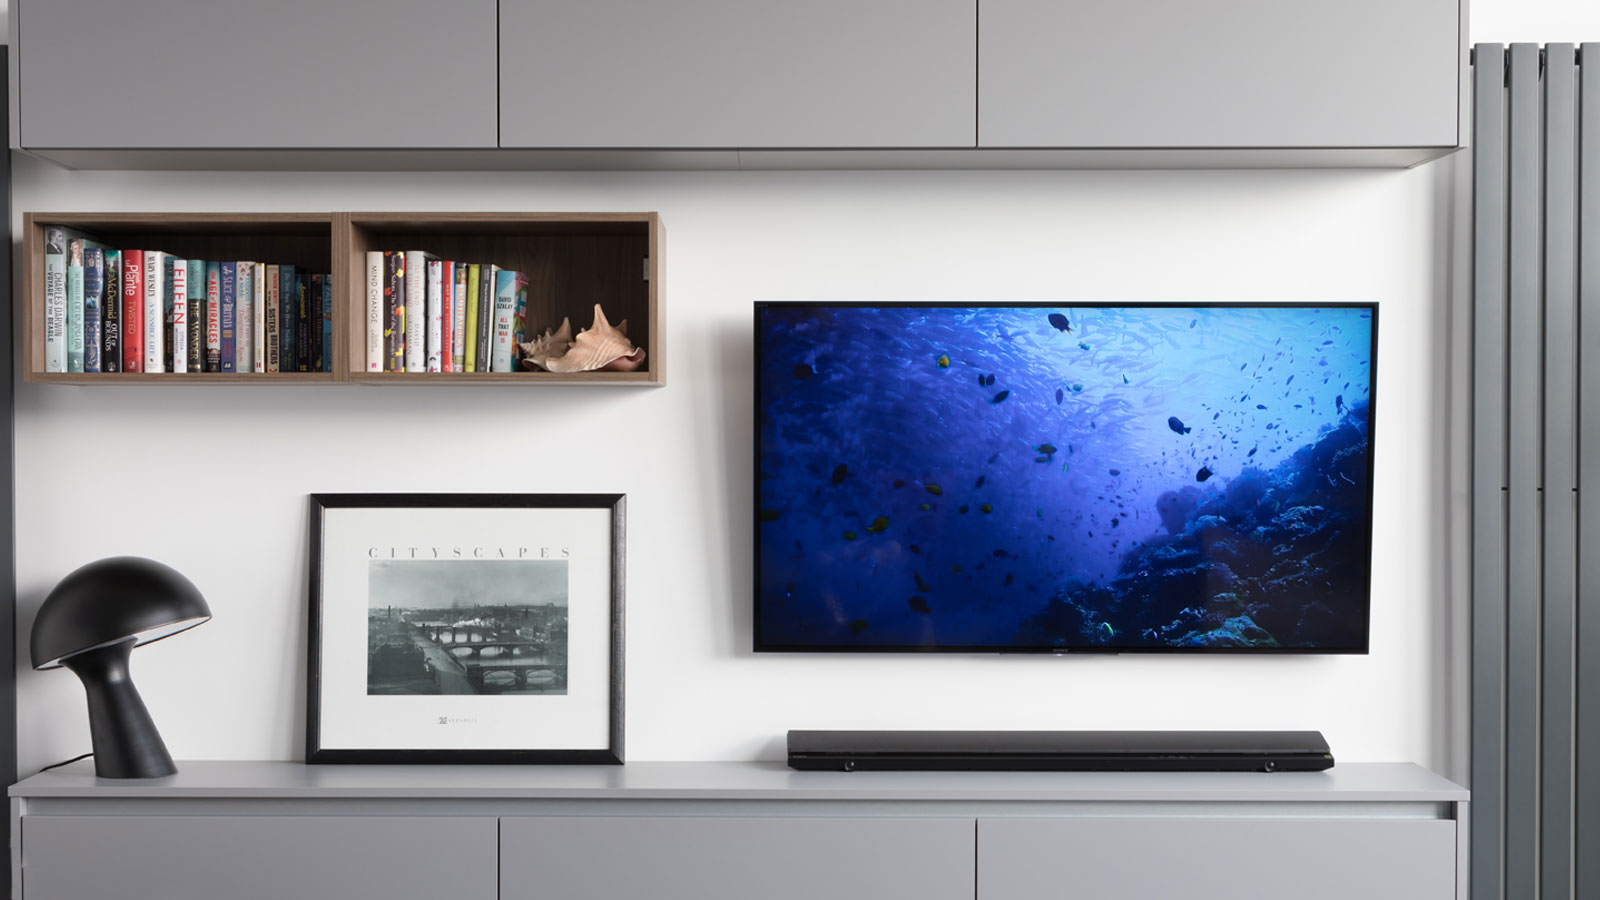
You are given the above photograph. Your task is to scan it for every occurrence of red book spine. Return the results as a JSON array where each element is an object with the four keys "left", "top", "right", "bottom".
[{"left": 121, "top": 250, "right": 144, "bottom": 373}]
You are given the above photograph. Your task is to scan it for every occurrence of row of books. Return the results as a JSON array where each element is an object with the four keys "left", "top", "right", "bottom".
[
  {"left": 42, "top": 225, "right": 333, "bottom": 375},
  {"left": 364, "top": 251, "right": 527, "bottom": 373}
]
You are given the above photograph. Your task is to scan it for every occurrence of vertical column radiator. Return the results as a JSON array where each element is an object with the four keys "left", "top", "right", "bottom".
[{"left": 1471, "top": 42, "right": 1600, "bottom": 900}]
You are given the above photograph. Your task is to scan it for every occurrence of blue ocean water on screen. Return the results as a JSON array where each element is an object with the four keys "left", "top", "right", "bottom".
[{"left": 756, "top": 304, "right": 1375, "bottom": 650}]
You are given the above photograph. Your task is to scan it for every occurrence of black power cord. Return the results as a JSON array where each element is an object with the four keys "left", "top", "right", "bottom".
[{"left": 37, "top": 752, "right": 93, "bottom": 774}]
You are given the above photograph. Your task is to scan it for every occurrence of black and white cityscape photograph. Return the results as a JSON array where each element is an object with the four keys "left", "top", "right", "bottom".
[{"left": 366, "top": 560, "right": 569, "bottom": 696}]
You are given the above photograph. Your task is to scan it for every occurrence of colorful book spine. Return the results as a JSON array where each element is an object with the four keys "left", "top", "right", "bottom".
[
  {"left": 186, "top": 260, "right": 204, "bottom": 373},
  {"left": 513, "top": 270, "right": 528, "bottom": 352},
  {"left": 66, "top": 240, "right": 85, "bottom": 373},
  {"left": 515, "top": 265, "right": 528, "bottom": 342},
  {"left": 452, "top": 264, "right": 467, "bottom": 373},
  {"left": 425, "top": 259, "right": 444, "bottom": 373},
  {"left": 121, "top": 250, "right": 144, "bottom": 373},
  {"left": 143, "top": 251, "right": 166, "bottom": 373},
  {"left": 83, "top": 247, "right": 104, "bottom": 374},
  {"left": 278, "top": 264, "right": 297, "bottom": 371},
  {"left": 383, "top": 254, "right": 403, "bottom": 372},
  {"left": 308, "top": 274, "right": 323, "bottom": 372},
  {"left": 438, "top": 260, "right": 454, "bottom": 372},
  {"left": 296, "top": 274, "right": 310, "bottom": 372},
  {"left": 170, "top": 260, "right": 188, "bottom": 374},
  {"left": 476, "top": 264, "right": 497, "bottom": 371},
  {"left": 265, "top": 265, "right": 281, "bottom": 374},
  {"left": 101, "top": 251, "right": 121, "bottom": 373},
  {"left": 253, "top": 262, "right": 267, "bottom": 373},
  {"left": 161, "top": 256, "right": 177, "bottom": 372},
  {"left": 43, "top": 226, "right": 68, "bottom": 373},
  {"left": 403, "top": 250, "right": 432, "bottom": 372},
  {"left": 365, "top": 251, "right": 384, "bottom": 372},
  {"left": 204, "top": 261, "right": 221, "bottom": 372},
  {"left": 321, "top": 276, "right": 333, "bottom": 373},
  {"left": 235, "top": 262, "right": 254, "bottom": 373},
  {"left": 491, "top": 269, "right": 519, "bottom": 373},
  {"left": 463, "top": 263, "right": 480, "bottom": 373},
  {"left": 219, "top": 261, "right": 236, "bottom": 373}
]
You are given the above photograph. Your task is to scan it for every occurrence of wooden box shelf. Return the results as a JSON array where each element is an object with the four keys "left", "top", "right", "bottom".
[
  {"left": 343, "top": 212, "right": 661, "bottom": 385},
  {"left": 22, "top": 213, "right": 340, "bottom": 384},
  {"left": 22, "top": 211, "right": 663, "bottom": 386}
]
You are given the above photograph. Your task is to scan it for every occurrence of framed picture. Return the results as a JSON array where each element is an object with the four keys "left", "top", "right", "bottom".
[{"left": 306, "top": 493, "right": 624, "bottom": 764}]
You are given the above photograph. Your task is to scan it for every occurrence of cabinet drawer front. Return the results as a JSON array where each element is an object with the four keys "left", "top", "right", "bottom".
[
  {"left": 17, "top": 0, "right": 498, "bottom": 149},
  {"left": 979, "top": 0, "right": 1459, "bottom": 149},
  {"left": 22, "top": 815, "right": 498, "bottom": 900},
  {"left": 500, "top": 816, "right": 974, "bottom": 900},
  {"left": 979, "top": 816, "right": 1454, "bottom": 900},
  {"left": 499, "top": 0, "right": 977, "bottom": 149}
]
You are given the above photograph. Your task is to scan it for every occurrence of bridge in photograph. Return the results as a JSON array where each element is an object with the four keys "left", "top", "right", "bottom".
[
  {"left": 444, "top": 640, "right": 544, "bottom": 659},
  {"left": 465, "top": 660, "right": 567, "bottom": 692}
]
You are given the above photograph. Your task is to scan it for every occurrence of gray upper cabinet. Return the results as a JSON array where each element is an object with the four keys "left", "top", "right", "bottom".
[
  {"left": 14, "top": 0, "right": 498, "bottom": 149},
  {"left": 979, "top": 0, "right": 1461, "bottom": 149},
  {"left": 497, "top": 0, "right": 977, "bottom": 149},
  {"left": 10, "top": 0, "right": 1462, "bottom": 166}
]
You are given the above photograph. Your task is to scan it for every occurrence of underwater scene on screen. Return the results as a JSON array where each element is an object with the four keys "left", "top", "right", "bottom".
[{"left": 756, "top": 304, "right": 1374, "bottom": 651}]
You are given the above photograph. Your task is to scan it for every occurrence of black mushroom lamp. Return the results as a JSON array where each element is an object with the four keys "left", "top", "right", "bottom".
[{"left": 30, "top": 557, "right": 211, "bottom": 778}]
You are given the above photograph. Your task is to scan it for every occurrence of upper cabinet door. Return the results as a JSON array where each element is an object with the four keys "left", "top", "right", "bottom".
[
  {"left": 16, "top": 0, "right": 499, "bottom": 149},
  {"left": 979, "top": 0, "right": 1460, "bottom": 149},
  {"left": 499, "top": 0, "right": 977, "bottom": 149}
]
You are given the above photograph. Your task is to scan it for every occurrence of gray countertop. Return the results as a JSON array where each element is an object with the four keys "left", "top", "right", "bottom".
[{"left": 10, "top": 760, "right": 1468, "bottom": 803}]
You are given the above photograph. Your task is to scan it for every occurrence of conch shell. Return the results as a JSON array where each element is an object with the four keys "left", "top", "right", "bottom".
[
  {"left": 524, "top": 304, "right": 646, "bottom": 373},
  {"left": 520, "top": 317, "right": 572, "bottom": 370}
]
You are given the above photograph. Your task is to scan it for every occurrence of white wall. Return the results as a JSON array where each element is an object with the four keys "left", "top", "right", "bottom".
[
  {"left": 11, "top": 157, "right": 1466, "bottom": 774},
  {"left": 1472, "top": 0, "right": 1600, "bottom": 43}
]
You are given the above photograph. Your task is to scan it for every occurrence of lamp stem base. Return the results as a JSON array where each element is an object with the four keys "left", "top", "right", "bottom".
[{"left": 62, "top": 640, "right": 177, "bottom": 779}]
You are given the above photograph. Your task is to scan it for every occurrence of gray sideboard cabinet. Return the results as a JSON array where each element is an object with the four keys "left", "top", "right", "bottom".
[
  {"left": 10, "top": 761, "right": 1467, "bottom": 900},
  {"left": 979, "top": 0, "right": 1462, "bottom": 151},
  {"left": 497, "top": 0, "right": 978, "bottom": 150},
  {"left": 11, "top": 0, "right": 499, "bottom": 150}
]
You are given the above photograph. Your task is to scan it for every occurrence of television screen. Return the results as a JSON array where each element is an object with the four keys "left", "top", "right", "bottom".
[{"left": 754, "top": 302, "right": 1376, "bottom": 653}]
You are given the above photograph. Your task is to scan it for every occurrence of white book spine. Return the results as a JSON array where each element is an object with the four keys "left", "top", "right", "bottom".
[
  {"left": 236, "top": 262, "right": 254, "bottom": 373},
  {"left": 43, "top": 227, "right": 68, "bottom": 373},
  {"left": 253, "top": 262, "right": 266, "bottom": 373},
  {"left": 143, "top": 251, "right": 166, "bottom": 373},
  {"left": 170, "top": 262, "right": 188, "bottom": 374},
  {"left": 365, "top": 251, "right": 384, "bottom": 371},
  {"left": 451, "top": 275, "right": 467, "bottom": 373},
  {"left": 491, "top": 284, "right": 515, "bottom": 373},
  {"left": 426, "top": 259, "right": 444, "bottom": 373},
  {"left": 65, "top": 241, "right": 85, "bottom": 373},
  {"left": 404, "top": 250, "right": 428, "bottom": 372}
]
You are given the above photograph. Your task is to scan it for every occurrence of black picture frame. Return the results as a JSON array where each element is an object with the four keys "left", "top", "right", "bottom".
[{"left": 306, "top": 493, "right": 624, "bottom": 764}]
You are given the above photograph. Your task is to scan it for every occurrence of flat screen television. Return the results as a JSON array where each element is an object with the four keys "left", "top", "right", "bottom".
[{"left": 754, "top": 302, "right": 1376, "bottom": 653}]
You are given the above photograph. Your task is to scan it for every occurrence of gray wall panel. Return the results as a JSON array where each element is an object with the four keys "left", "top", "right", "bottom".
[
  {"left": 498, "top": 0, "right": 976, "bottom": 149},
  {"left": 16, "top": 0, "right": 498, "bottom": 149},
  {"left": 1578, "top": 41, "right": 1600, "bottom": 900},
  {"left": 499, "top": 816, "right": 974, "bottom": 900},
  {"left": 978, "top": 817, "right": 1456, "bottom": 900},
  {"left": 1471, "top": 43, "right": 1508, "bottom": 900},
  {"left": 1504, "top": 42, "right": 1544, "bottom": 900},
  {"left": 0, "top": 45, "right": 12, "bottom": 896},
  {"left": 21, "top": 815, "right": 499, "bottom": 900},
  {"left": 979, "top": 0, "right": 1459, "bottom": 148},
  {"left": 1541, "top": 43, "right": 1579, "bottom": 900}
]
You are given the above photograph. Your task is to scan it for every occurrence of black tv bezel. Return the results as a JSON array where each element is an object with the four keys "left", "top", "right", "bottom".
[{"left": 752, "top": 300, "right": 1379, "bottom": 655}]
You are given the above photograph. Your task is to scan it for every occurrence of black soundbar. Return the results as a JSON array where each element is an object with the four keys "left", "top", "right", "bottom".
[{"left": 787, "top": 730, "right": 1334, "bottom": 773}]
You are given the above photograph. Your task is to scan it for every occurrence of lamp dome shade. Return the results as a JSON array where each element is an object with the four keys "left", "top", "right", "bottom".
[{"left": 31, "top": 556, "right": 211, "bottom": 670}]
